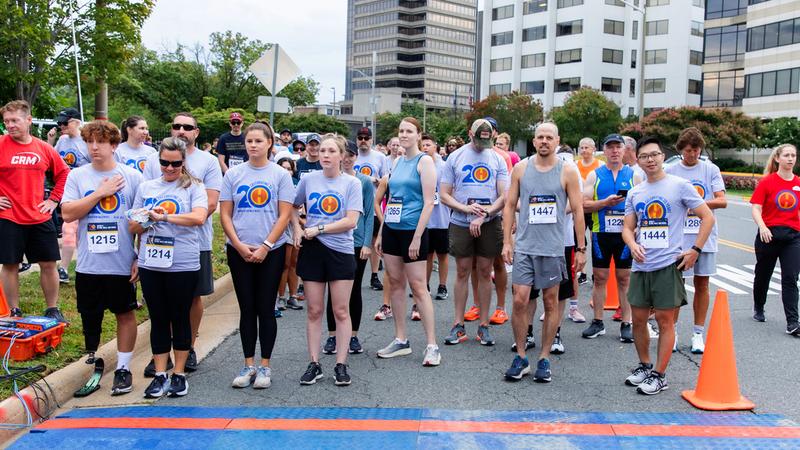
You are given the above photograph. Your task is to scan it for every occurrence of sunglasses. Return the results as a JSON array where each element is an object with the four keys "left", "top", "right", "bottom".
[
  {"left": 171, "top": 123, "right": 196, "bottom": 131},
  {"left": 357, "top": 136, "right": 370, "bottom": 141},
  {"left": 230, "top": 121, "right": 242, "bottom": 125},
  {"left": 295, "top": 146, "right": 306, "bottom": 152},
  {"left": 159, "top": 159, "right": 184, "bottom": 168}
]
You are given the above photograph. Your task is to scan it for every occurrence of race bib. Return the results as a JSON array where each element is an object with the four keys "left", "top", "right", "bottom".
[
  {"left": 528, "top": 195, "right": 557, "bottom": 224},
  {"left": 640, "top": 218, "right": 669, "bottom": 249},
  {"left": 385, "top": 196, "right": 403, "bottom": 224},
  {"left": 604, "top": 210, "right": 625, "bottom": 233},
  {"left": 300, "top": 170, "right": 313, "bottom": 179},
  {"left": 433, "top": 191, "right": 440, "bottom": 206},
  {"left": 87, "top": 223, "right": 119, "bottom": 253},
  {"left": 144, "top": 236, "right": 175, "bottom": 268},
  {"left": 684, "top": 215, "right": 700, "bottom": 235},
  {"left": 228, "top": 156, "right": 244, "bottom": 168}
]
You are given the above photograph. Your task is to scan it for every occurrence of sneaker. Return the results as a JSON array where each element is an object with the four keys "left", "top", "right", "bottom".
[
  {"left": 637, "top": 371, "right": 668, "bottom": 395},
  {"left": 568, "top": 307, "right": 586, "bottom": 323},
  {"left": 444, "top": 324, "right": 468, "bottom": 345},
  {"left": 254, "top": 366, "right": 272, "bottom": 389},
  {"left": 167, "top": 373, "right": 188, "bottom": 397},
  {"left": 753, "top": 310, "right": 766, "bottom": 322},
  {"left": 539, "top": 312, "right": 545, "bottom": 322},
  {"left": 373, "top": 304, "right": 392, "bottom": 321},
  {"left": 334, "top": 363, "right": 351, "bottom": 386},
  {"left": 300, "top": 362, "right": 324, "bottom": 385},
  {"left": 286, "top": 296, "right": 303, "bottom": 310},
  {"left": 582, "top": 319, "right": 606, "bottom": 339},
  {"left": 144, "top": 357, "right": 173, "bottom": 378},
  {"left": 620, "top": 322, "right": 634, "bottom": 343},
  {"left": 786, "top": 323, "right": 800, "bottom": 336},
  {"left": 435, "top": 285, "right": 448, "bottom": 300},
  {"left": 672, "top": 335, "right": 678, "bottom": 353},
  {"left": 296, "top": 284, "right": 305, "bottom": 300},
  {"left": 533, "top": 358, "right": 552, "bottom": 383},
  {"left": 550, "top": 333, "right": 565, "bottom": 354},
  {"left": 9, "top": 307, "right": 22, "bottom": 318},
  {"left": 323, "top": 336, "right": 337, "bottom": 355},
  {"left": 43, "top": 307, "right": 67, "bottom": 323},
  {"left": 111, "top": 368, "right": 133, "bottom": 396},
  {"left": 377, "top": 338, "right": 411, "bottom": 358},
  {"left": 348, "top": 336, "right": 364, "bottom": 354},
  {"left": 612, "top": 307, "right": 622, "bottom": 322},
  {"left": 476, "top": 325, "right": 495, "bottom": 346},
  {"left": 510, "top": 334, "right": 536, "bottom": 352},
  {"left": 577, "top": 272, "right": 588, "bottom": 285},
  {"left": 690, "top": 332, "right": 705, "bottom": 354},
  {"left": 489, "top": 309, "right": 508, "bottom": 325},
  {"left": 19, "top": 262, "right": 32, "bottom": 273},
  {"left": 370, "top": 274, "right": 384, "bottom": 291},
  {"left": 648, "top": 321, "right": 660, "bottom": 339},
  {"left": 274, "top": 309, "right": 283, "bottom": 318},
  {"left": 276, "top": 297, "right": 287, "bottom": 311},
  {"left": 232, "top": 366, "right": 256, "bottom": 388},
  {"left": 433, "top": 260, "right": 439, "bottom": 272},
  {"left": 410, "top": 304, "right": 421, "bottom": 321},
  {"left": 625, "top": 362, "right": 653, "bottom": 386},
  {"left": 185, "top": 348, "right": 198, "bottom": 372},
  {"left": 504, "top": 355, "right": 531, "bottom": 381},
  {"left": 144, "top": 373, "right": 170, "bottom": 398},
  {"left": 422, "top": 345, "right": 441, "bottom": 366},
  {"left": 58, "top": 266, "right": 69, "bottom": 284},
  {"left": 463, "top": 305, "right": 480, "bottom": 322}
]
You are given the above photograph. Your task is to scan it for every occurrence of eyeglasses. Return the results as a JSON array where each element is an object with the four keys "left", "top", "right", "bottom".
[
  {"left": 357, "top": 136, "right": 370, "bottom": 141},
  {"left": 230, "top": 121, "right": 242, "bottom": 126},
  {"left": 637, "top": 152, "right": 663, "bottom": 161},
  {"left": 159, "top": 159, "right": 184, "bottom": 168},
  {"left": 171, "top": 123, "right": 196, "bottom": 131}
]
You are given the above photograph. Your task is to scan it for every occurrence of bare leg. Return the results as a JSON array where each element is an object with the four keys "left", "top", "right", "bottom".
[
  {"left": 407, "top": 260, "right": 436, "bottom": 345},
  {"left": 512, "top": 284, "right": 532, "bottom": 358},
  {"left": 692, "top": 275, "right": 710, "bottom": 327},
  {"left": 304, "top": 281, "right": 326, "bottom": 362},
  {"left": 1, "top": 264, "right": 20, "bottom": 308},
  {"left": 538, "top": 286, "right": 560, "bottom": 359},
  {"left": 654, "top": 308, "right": 678, "bottom": 374},
  {"left": 631, "top": 306, "right": 652, "bottom": 364},
  {"left": 475, "top": 256, "right": 494, "bottom": 326},
  {"left": 38, "top": 261, "right": 60, "bottom": 308},
  {"left": 616, "top": 268, "right": 632, "bottom": 323},
  {"left": 115, "top": 311, "right": 137, "bottom": 353},
  {"left": 384, "top": 255, "right": 408, "bottom": 339},
  {"left": 173, "top": 349, "right": 189, "bottom": 373},
  {"left": 438, "top": 253, "right": 449, "bottom": 286},
  {"left": 591, "top": 268, "right": 609, "bottom": 320},
  {"left": 453, "top": 257, "right": 472, "bottom": 325},
  {"left": 329, "top": 279, "right": 354, "bottom": 365}
]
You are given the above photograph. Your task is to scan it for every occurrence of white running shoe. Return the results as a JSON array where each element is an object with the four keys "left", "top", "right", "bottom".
[
  {"left": 232, "top": 366, "right": 256, "bottom": 388},
  {"left": 690, "top": 332, "right": 705, "bottom": 354},
  {"left": 422, "top": 345, "right": 441, "bottom": 366}
]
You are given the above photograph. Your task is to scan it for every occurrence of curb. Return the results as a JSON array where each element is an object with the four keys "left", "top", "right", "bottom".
[{"left": 0, "top": 273, "right": 233, "bottom": 443}]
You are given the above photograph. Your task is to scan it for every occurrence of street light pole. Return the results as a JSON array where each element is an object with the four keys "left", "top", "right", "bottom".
[
  {"left": 330, "top": 87, "right": 336, "bottom": 115},
  {"left": 371, "top": 51, "right": 376, "bottom": 138},
  {"left": 620, "top": 0, "right": 646, "bottom": 122}
]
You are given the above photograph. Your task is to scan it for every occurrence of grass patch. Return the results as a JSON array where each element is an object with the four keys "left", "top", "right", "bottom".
[
  {"left": 1, "top": 214, "right": 229, "bottom": 400},
  {"left": 727, "top": 188, "right": 754, "bottom": 198}
]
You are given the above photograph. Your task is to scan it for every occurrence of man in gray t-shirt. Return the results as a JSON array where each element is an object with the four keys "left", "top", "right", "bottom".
[{"left": 621, "top": 137, "right": 714, "bottom": 396}]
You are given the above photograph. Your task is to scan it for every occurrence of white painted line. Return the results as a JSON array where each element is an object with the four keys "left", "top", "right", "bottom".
[
  {"left": 707, "top": 277, "right": 748, "bottom": 295},
  {"left": 718, "top": 265, "right": 782, "bottom": 292}
]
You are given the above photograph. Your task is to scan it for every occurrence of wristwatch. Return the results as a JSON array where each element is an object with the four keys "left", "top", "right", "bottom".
[
  {"left": 691, "top": 245, "right": 702, "bottom": 254},
  {"left": 575, "top": 246, "right": 587, "bottom": 253},
  {"left": 262, "top": 239, "right": 275, "bottom": 249},
  {"left": 318, "top": 224, "right": 325, "bottom": 234}
]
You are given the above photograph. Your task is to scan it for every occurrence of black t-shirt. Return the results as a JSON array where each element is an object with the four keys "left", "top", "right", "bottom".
[
  {"left": 217, "top": 132, "right": 247, "bottom": 168},
  {"left": 295, "top": 158, "right": 322, "bottom": 180}
]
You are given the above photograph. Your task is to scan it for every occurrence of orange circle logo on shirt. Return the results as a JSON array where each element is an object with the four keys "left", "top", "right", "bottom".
[
  {"left": 692, "top": 182, "right": 706, "bottom": 199},
  {"left": 155, "top": 199, "right": 180, "bottom": 214},
  {"left": 62, "top": 151, "right": 77, "bottom": 167},
  {"left": 645, "top": 200, "right": 667, "bottom": 219},
  {"left": 319, "top": 194, "right": 341, "bottom": 216},
  {"left": 137, "top": 158, "right": 147, "bottom": 173},
  {"left": 359, "top": 165, "right": 373, "bottom": 176},
  {"left": 776, "top": 190, "right": 798, "bottom": 211},
  {"left": 248, "top": 186, "right": 271, "bottom": 207},
  {"left": 471, "top": 165, "right": 490, "bottom": 183},
  {"left": 97, "top": 194, "right": 121, "bottom": 214}
]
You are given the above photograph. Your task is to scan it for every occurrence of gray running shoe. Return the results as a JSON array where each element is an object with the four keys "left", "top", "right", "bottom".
[
  {"left": 286, "top": 296, "right": 303, "bottom": 310},
  {"left": 637, "top": 371, "right": 668, "bottom": 395},
  {"left": 254, "top": 366, "right": 271, "bottom": 389},
  {"left": 276, "top": 297, "right": 287, "bottom": 311},
  {"left": 444, "top": 324, "right": 467, "bottom": 345},
  {"left": 422, "top": 345, "right": 441, "bottom": 366},
  {"left": 377, "top": 338, "right": 412, "bottom": 358},
  {"left": 477, "top": 325, "right": 495, "bottom": 346},
  {"left": 582, "top": 319, "right": 606, "bottom": 339},
  {"left": 625, "top": 362, "right": 653, "bottom": 386},
  {"left": 550, "top": 333, "right": 565, "bottom": 354}
]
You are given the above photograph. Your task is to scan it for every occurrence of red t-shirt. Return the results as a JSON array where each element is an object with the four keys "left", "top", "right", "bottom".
[
  {"left": 0, "top": 135, "right": 70, "bottom": 225},
  {"left": 750, "top": 172, "right": 800, "bottom": 231}
]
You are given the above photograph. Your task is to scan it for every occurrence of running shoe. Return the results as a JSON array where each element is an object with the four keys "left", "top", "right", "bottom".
[
  {"left": 254, "top": 366, "right": 271, "bottom": 389},
  {"left": 577, "top": 272, "right": 588, "bottom": 285},
  {"left": 167, "top": 373, "right": 188, "bottom": 397},
  {"left": 348, "top": 336, "right": 364, "bottom": 354},
  {"left": 691, "top": 332, "right": 705, "bottom": 353},
  {"left": 753, "top": 310, "right": 766, "bottom": 322},
  {"left": 19, "top": 262, "right": 32, "bottom": 273},
  {"left": 533, "top": 358, "right": 552, "bottom": 383},
  {"left": 568, "top": 307, "right": 586, "bottom": 323},
  {"left": 377, "top": 338, "right": 412, "bottom": 358},
  {"left": 510, "top": 334, "right": 536, "bottom": 352},
  {"left": 370, "top": 274, "right": 383, "bottom": 291},
  {"left": 296, "top": 284, "right": 305, "bottom": 300},
  {"left": 637, "top": 371, "right": 668, "bottom": 395},
  {"left": 581, "top": 319, "right": 606, "bottom": 339},
  {"left": 43, "top": 307, "right": 68, "bottom": 323},
  {"left": 185, "top": 348, "right": 198, "bottom": 372},
  {"left": 422, "top": 345, "right": 441, "bottom": 366},
  {"left": 9, "top": 307, "right": 22, "bottom": 318},
  {"left": 411, "top": 304, "right": 421, "bottom": 321},
  {"left": 432, "top": 260, "right": 439, "bottom": 272},
  {"left": 435, "top": 285, "right": 448, "bottom": 300},
  {"left": 58, "top": 266, "right": 69, "bottom": 284},
  {"left": 612, "top": 307, "right": 622, "bottom": 322},
  {"left": 444, "top": 324, "right": 467, "bottom": 345},
  {"left": 276, "top": 297, "right": 287, "bottom": 311},
  {"left": 300, "top": 362, "right": 324, "bottom": 385},
  {"left": 144, "top": 357, "right": 173, "bottom": 378},
  {"left": 620, "top": 322, "right": 634, "bottom": 343},
  {"left": 274, "top": 309, "right": 283, "bottom": 318},
  {"left": 476, "top": 325, "right": 495, "bottom": 346},
  {"left": 323, "top": 336, "right": 337, "bottom": 355},
  {"left": 334, "top": 363, "right": 351, "bottom": 386},
  {"left": 504, "top": 355, "right": 530, "bottom": 381},
  {"left": 373, "top": 304, "right": 392, "bottom": 321},
  {"left": 232, "top": 366, "right": 256, "bottom": 388},
  {"left": 144, "top": 373, "right": 170, "bottom": 398},
  {"left": 489, "top": 309, "right": 508, "bottom": 325},
  {"left": 539, "top": 312, "right": 545, "bottom": 322},
  {"left": 625, "top": 362, "right": 653, "bottom": 386},
  {"left": 786, "top": 323, "right": 800, "bottom": 336},
  {"left": 672, "top": 334, "right": 678, "bottom": 353},
  {"left": 550, "top": 333, "right": 565, "bottom": 354},
  {"left": 648, "top": 321, "right": 659, "bottom": 339},
  {"left": 286, "top": 296, "right": 303, "bottom": 310},
  {"left": 463, "top": 305, "right": 480, "bottom": 322},
  {"left": 111, "top": 368, "right": 133, "bottom": 396}
]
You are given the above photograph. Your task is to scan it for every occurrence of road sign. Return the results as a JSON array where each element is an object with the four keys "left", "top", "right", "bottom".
[
  {"left": 257, "top": 96, "right": 290, "bottom": 114},
  {"left": 250, "top": 45, "right": 300, "bottom": 96}
]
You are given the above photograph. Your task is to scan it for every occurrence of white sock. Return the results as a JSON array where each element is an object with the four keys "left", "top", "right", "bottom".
[
  {"left": 693, "top": 325, "right": 704, "bottom": 335},
  {"left": 116, "top": 351, "right": 133, "bottom": 370}
]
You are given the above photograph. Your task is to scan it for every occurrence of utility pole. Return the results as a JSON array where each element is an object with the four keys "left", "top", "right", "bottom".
[
  {"left": 371, "top": 51, "right": 376, "bottom": 138},
  {"left": 330, "top": 87, "right": 336, "bottom": 115},
  {"left": 620, "top": 0, "right": 646, "bottom": 122}
]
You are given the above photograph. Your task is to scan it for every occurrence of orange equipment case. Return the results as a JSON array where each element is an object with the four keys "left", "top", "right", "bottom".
[{"left": 0, "top": 284, "right": 66, "bottom": 361}]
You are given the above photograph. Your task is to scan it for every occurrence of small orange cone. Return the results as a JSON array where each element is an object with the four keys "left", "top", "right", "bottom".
[
  {"left": 0, "top": 283, "right": 9, "bottom": 317},
  {"left": 604, "top": 257, "right": 620, "bottom": 310},
  {"left": 682, "top": 290, "right": 755, "bottom": 410}
]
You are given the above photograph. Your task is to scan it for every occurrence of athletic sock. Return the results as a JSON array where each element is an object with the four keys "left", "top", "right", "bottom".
[
  {"left": 692, "top": 325, "right": 704, "bottom": 335},
  {"left": 155, "top": 371, "right": 167, "bottom": 378},
  {"left": 569, "top": 300, "right": 578, "bottom": 308},
  {"left": 116, "top": 351, "right": 133, "bottom": 370}
]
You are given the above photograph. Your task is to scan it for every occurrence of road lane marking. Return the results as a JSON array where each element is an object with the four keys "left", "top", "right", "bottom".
[{"left": 719, "top": 238, "right": 754, "bottom": 253}]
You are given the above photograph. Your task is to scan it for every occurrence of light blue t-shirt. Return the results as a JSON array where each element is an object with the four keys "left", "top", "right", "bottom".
[
  {"left": 665, "top": 160, "right": 725, "bottom": 253},
  {"left": 428, "top": 155, "right": 451, "bottom": 230},
  {"left": 133, "top": 178, "right": 208, "bottom": 272},
  {"left": 62, "top": 163, "right": 142, "bottom": 276},
  {"left": 115, "top": 142, "right": 157, "bottom": 173},
  {"left": 355, "top": 150, "right": 388, "bottom": 180},
  {"left": 143, "top": 148, "right": 222, "bottom": 251},
  {"left": 386, "top": 153, "right": 425, "bottom": 231},
  {"left": 294, "top": 171, "right": 363, "bottom": 254},
  {"left": 55, "top": 135, "right": 90, "bottom": 169},
  {"left": 219, "top": 161, "right": 295, "bottom": 247},
  {"left": 625, "top": 174, "right": 705, "bottom": 272},
  {"left": 440, "top": 143, "right": 509, "bottom": 227}
]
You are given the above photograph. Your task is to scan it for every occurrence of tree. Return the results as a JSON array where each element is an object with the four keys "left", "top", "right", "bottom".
[
  {"left": 279, "top": 76, "right": 319, "bottom": 107},
  {"left": 759, "top": 117, "right": 800, "bottom": 150},
  {"left": 550, "top": 87, "right": 622, "bottom": 148},
  {"left": 207, "top": 31, "right": 268, "bottom": 109},
  {"left": 619, "top": 107, "right": 764, "bottom": 158},
  {"left": 188, "top": 98, "right": 258, "bottom": 146},
  {"left": 275, "top": 113, "right": 350, "bottom": 137},
  {"left": 375, "top": 101, "right": 425, "bottom": 144},
  {"left": 466, "top": 92, "right": 543, "bottom": 145}
]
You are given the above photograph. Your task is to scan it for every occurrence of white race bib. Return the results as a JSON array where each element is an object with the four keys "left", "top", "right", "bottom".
[
  {"left": 684, "top": 215, "right": 700, "bottom": 235},
  {"left": 528, "top": 195, "right": 557, "bottom": 224},
  {"left": 87, "top": 222, "right": 119, "bottom": 253},
  {"left": 228, "top": 156, "right": 244, "bottom": 168},
  {"left": 640, "top": 218, "right": 669, "bottom": 249},
  {"left": 144, "top": 235, "right": 175, "bottom": 268},
  {"left": 604, "top": 210, "right": 625, "bottom": 233},
  {"left": 433, "top": 191, "right": 440, "bottom": 206},
  {"left": 385, "top": 196, "right": 403, "bottom": 224}
]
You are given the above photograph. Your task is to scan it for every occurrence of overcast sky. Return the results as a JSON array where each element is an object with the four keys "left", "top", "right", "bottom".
[{"left": 140, "top": 0, "right": 347, "bottom": 106}]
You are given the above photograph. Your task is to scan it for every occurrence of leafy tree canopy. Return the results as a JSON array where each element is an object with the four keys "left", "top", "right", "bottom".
[{"left": 550, "top": 87, "right": 622, "bottom": 148}]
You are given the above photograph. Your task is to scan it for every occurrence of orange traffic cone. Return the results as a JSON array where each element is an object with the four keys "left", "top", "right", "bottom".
[
  {"left": 682, "top": 290, "right": 755, "bottom": 411},
  {"left": 0, "top": 283, "right": 9, "bottom": 317},
  {"left": 604, "top": 257, "right": 620, "bottom": 310}
]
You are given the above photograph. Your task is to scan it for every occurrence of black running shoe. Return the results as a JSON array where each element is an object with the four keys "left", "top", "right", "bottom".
[
  {"left": 19, "top": 262, "right": 32, "bottom": 273},
  {"left": 111, "top": 368, "right": 133, "bottom": 396},
  {"left": 348, "top": 336, "right": 364, "bottom": 354},
  {"left": 334, "top": 363, "right": 351, "bottom": 386},
  {"left": 144, "top": 374, "right": 169, "bottom": 398},
  {"left": 582, "top": 319, "right": 606, "bottom": 339},
  {"left": 43, "top": 307, "right": 68, "bottom": 324},
  {"left": 300, "top": 362, "right": 324, "bottom": 385},
  {"left": 753, "top": 310, "right": 766, "bottom": 322},
  {"left": 370, "top": 274, "right": 383, "bottom": 291},
  {"left": 435, "top": 285, "right": 448, "bottom": 300},
  {"left": 9, "top": 307, "right": 22, "bottom": 318},
  {"left": 787, "top": 323, "right": 800, "bottom": 337},
  {"left": 58, "top": 266, "right": 69, "bottom": 284},
  {"left": 144, "top": 357, "right": 174, "bottom": 378},
  {"left": 577, "top": 272, "right": 588, "bottom": 285},
  {"left": 185, "top": 348, "right": 198, "bottom": 372},
  {"left": 167, "top": 373, "right": 188, "bottom": 397},
  {"left": 323, "top": 336, "right": 337, "bottom": 355}
]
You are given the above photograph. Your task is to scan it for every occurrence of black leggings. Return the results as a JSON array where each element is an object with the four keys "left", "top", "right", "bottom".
[
  {"left": 753, "top": 226, "right": 800, "bottom": 326},
  {"left": 139, "top": 268, "right": 198, "bottom": 355},
  {"left": 326, "top": 247, "right": 367, "bottom": 332},
  {"left": 227, "top": 244, "right": 285, "bottom": 359}
]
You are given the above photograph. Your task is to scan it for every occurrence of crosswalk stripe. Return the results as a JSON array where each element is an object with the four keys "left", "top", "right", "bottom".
[
  {"left": 706, "top": 277, "right": 748, "bottom": 295},
  {"left": 718, "top": 265, "right": 782, "bottom": 292}
]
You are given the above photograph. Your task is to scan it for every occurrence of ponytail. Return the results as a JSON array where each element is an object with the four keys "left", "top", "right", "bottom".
[{"left": 121, "top": 115, "right": 146, "bottom": 142}]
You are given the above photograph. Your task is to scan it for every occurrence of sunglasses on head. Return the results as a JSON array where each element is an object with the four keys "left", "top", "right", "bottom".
[
  {"left": 159, "top": 159, "right": 184, "bottom": 168},
  {"left": 357, "top": 135, "right": 370, "bottom": 141},
  {"left": 171, "top": 123, "right": 196, "bottom": 131},
  {"left": 230, "top": 121, "right": 242, "bottom": 125}
]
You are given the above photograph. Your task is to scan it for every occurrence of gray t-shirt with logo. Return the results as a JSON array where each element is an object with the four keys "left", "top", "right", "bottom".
[
  {"left": 220, "top": 161, "right": 295, "bottom": 247},
  {"left": 355, "top": 150, "right": 388, "bottom": 180},
  {"left": 294, "top": 171, "right": 363, "bottom": 255},
  {"left": 62, "top": 163, "right": 142, "bottom": 276},
  {"left": 115, "top": 142, "right": 157, "bottom": 173},
  {"left": 665, "top": 160, "right": 725, "bottom": 253},
  {"left": 55, "top": 135, "right": 90, "bottom": 169},
  {"left": 441, "top": 143, "right": 509, "bottom": 227}
]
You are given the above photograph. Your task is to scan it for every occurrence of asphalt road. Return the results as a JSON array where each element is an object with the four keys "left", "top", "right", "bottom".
[{"left": 168, "top": 198, "right": 799, "bottom": 422}]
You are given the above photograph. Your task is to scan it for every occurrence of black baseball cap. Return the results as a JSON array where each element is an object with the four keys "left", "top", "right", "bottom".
[
  {"left": 279, "top": 128, "right": 292, "bottom": 135},
  {"left": 346, "top": 140, "right": 358, "bottom": 155},
  {"left": 602, "top": 133, "right": 625, "bottom": 147},
  {"left": 356, "top": 126, "right": 372, "bottom": 138},
  {"left": 56, "top": 107, "right": 80, "bottom": 124}
]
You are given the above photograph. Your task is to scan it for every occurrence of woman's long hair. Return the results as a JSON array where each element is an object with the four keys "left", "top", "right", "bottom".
[
  {"left": 160, "top": 137, "right": 200, "bottom": 188},
  {"left": 120, "top": 115, "right": 145, "bottom": 142},
  {"left": 764, "top": 144, "right": 797, "bottom": 175}
]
